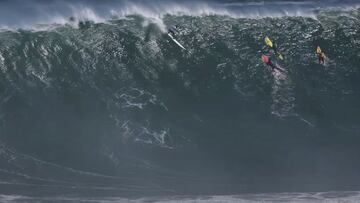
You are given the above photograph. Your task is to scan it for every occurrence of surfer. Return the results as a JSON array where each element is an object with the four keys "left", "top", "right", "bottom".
[
  {"left": 168, "top": 25, "right": 179, "bottom": 36},
  {"left": 265, "top": 37, "right": 284, "bottom": 60},
  {"left": 316, "top": 46, "right": 325, "bottom": 64},
  {"left": 262, "top": 55, "right": 283, "bottom": 72},
  {"left": 167, "top": 25, "right": 187, "bottom": 50}
]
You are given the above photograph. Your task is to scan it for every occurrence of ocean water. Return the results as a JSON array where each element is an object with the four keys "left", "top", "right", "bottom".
[{"left": 0, "top": 0, "right": 360, "bottom": 202}]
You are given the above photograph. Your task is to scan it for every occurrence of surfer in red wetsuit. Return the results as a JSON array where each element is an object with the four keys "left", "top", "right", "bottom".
[
  {"left": 262, "top": 55, "right": 275, "bottom": 69},
  {"left": 261, "top": 55, "right": 284, "bottom": 72}
]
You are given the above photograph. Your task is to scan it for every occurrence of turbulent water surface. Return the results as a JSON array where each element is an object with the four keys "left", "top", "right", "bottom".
[{"left": 0, "top": 0, "right": 360, "bottom": 202}]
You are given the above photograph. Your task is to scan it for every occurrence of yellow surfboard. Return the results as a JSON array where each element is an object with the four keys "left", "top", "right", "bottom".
[
  {"left": 266, "top": 37, "right": 284, "bottom": 60},
  {"left": 265, "top": 37, "right": 273, "bottom": 48},
  {"left": 278, "top": 53, "right": 284, "bottom": 60},
  {"left": 265, "top": 36, "right": 284, "bottom": 60}
]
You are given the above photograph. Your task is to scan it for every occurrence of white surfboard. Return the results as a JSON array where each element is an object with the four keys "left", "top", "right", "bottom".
[{"left": 168, "top": 33, "right": 186, "bottom": 50}]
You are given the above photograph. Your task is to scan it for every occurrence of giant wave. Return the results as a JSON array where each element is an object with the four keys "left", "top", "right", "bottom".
[{"left": 0, "top": 0, "right": 360, "bottom": 201}]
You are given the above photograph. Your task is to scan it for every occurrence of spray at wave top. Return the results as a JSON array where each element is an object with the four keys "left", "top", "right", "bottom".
[{"left": 0, "top": 0, "right": 359, "bottom": 29}]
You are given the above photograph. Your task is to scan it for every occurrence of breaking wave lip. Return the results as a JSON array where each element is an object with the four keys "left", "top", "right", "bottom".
[{"left": 0, "top": 1, "right": 359, "bottom": 30}]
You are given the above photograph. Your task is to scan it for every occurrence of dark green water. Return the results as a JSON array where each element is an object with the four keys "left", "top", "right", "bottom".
[{"left": 0, "top": 6, "right": 359, "bottom": 200}]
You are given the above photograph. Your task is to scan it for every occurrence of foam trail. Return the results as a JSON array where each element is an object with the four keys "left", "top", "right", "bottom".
[{"left": 271, "top": 68, "right": 296, "bottom": 118}]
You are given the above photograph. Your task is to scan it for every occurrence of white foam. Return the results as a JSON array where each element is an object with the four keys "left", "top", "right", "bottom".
[{"left": 0, "top": 1, "right": 358, "bottom": 31}]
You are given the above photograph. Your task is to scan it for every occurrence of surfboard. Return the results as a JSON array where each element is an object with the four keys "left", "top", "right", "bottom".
[
  {"left": 278, "top": 53, "right": 284, "bottom": 60},
  {"left": 168, "top": 33, "right": 186, "bottom": 50},
  {"left": 265, "top": 37, "right": 284, "bottom": 60},
  {"left": 265, "top": 37, "right": 273, "bottom": 48}
]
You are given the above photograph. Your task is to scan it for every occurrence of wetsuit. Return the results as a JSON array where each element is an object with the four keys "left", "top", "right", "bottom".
[
  {"left": 168, "top": 28, "right": 176, "bottom": 36},
  {"left": 168, "top": 26, "right": 178, "bottom": 36},
  {"left": 262, "top": 55, "right": 282, "bottom": 72},
  {"left": 272, "top": 44, "right": 279, "bottom": 55},
  {"left": 318, "top": 52, "right": 325, "bottom": 64}
]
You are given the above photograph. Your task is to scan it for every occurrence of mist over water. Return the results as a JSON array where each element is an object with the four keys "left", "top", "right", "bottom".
[
  {"left": 0, "top": 0, "right": 359, "bottom": 28},
  {"left": 0, "top": 0, "right": 360, "bottom": 202}
]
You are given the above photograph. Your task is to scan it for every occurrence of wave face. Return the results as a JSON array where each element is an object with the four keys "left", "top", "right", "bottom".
[{"left": 0, "top": 0, "right": 360, "bottom": 200}]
